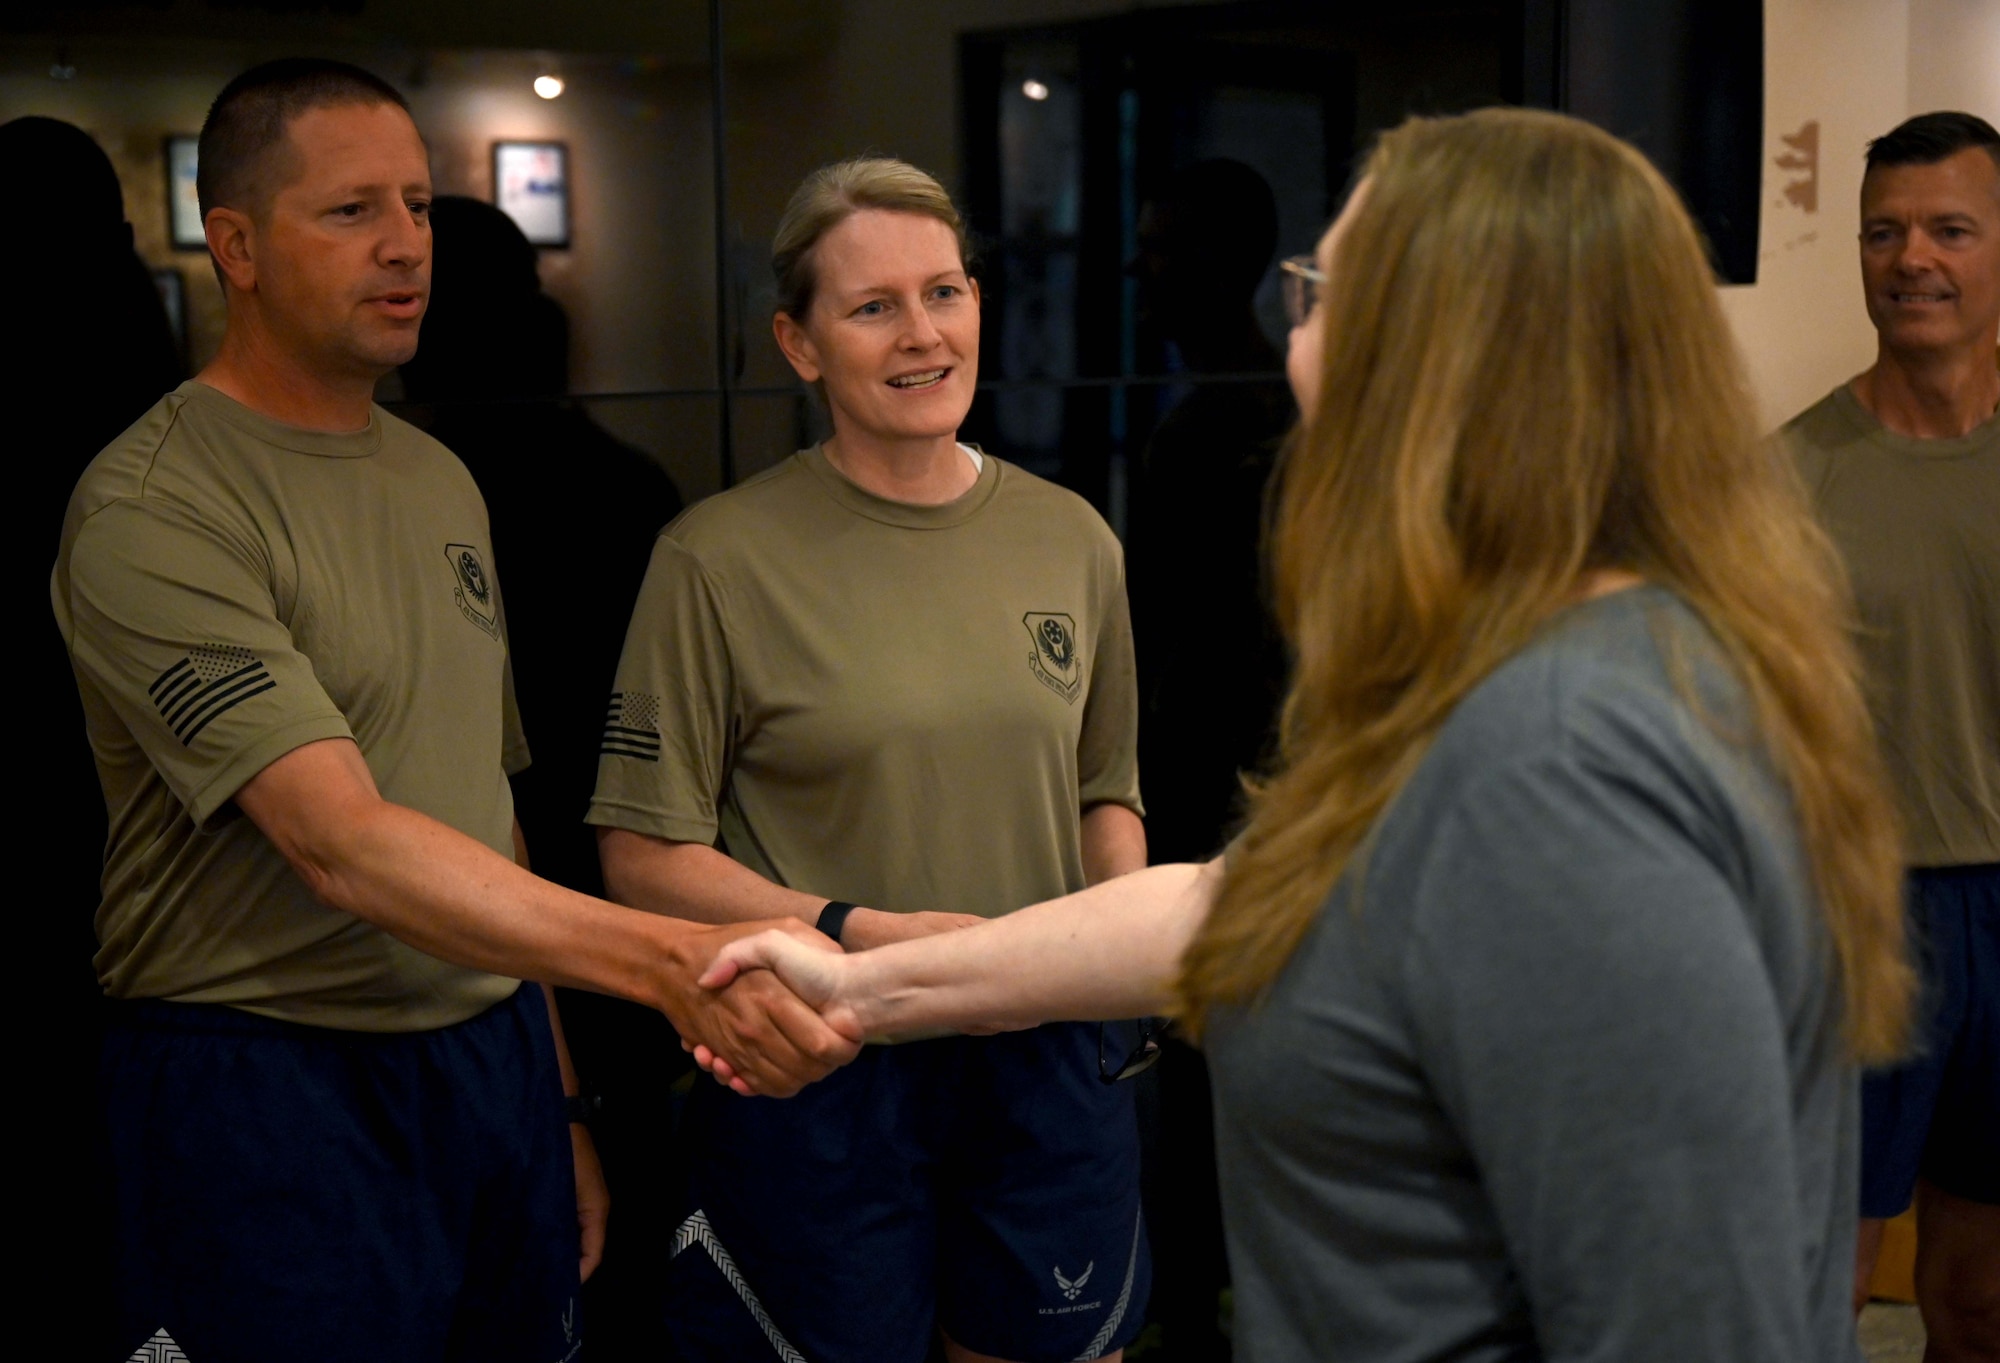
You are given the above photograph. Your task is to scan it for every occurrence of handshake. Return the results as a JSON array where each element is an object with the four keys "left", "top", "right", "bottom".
[
  {"left": 658, "top": 910, "right": 984, "bottom": 1097},
  {"left": 648, "top": 860, "right": 1216, "bottom": 1097}
]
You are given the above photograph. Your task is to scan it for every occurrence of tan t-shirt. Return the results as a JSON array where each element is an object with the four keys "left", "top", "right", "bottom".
[
  {"left": 588, "top": 446, "right": 1141, "bottom": 918},
  {"left": 51, "top": 381, "right": 527, "bottom": 1031},
  {"left": 1786, "top": 383, "right": 2000, "bottom": 866}
]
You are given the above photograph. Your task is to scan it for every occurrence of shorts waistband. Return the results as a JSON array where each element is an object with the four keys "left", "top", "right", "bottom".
[
  {"left": 1912, "top": 862, "right": 1999, "bottom": 885},
  {"left": 102, "top": 984, "right": 529, "bottom": 1044}
]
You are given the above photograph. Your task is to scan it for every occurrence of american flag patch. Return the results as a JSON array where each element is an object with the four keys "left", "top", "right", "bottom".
[
  {"left": 148, "top": 644, "right": 275, "bottom": 746},
  {"left": 601, "top": 691, "right": 661, "bottom": 762}
]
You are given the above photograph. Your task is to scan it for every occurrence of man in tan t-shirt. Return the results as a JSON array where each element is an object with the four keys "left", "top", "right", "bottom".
[
  {"left": 52, "top": 59, "right": 852, "bottom": 1363},
  {"left": 1782, "top": 110, "right": 1999, "bottom": 1361}
]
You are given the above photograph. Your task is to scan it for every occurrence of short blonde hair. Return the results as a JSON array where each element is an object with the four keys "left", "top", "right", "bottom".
[{"left": 770, "top": 157, "right": 971, "bottom": 320}]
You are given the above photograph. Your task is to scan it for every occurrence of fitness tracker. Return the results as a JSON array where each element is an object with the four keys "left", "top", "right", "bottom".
[{"left": 816, "top": 899, "right": 860, "bottom": 944}]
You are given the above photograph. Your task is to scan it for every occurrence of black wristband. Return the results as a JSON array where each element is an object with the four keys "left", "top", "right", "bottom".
[
  {"left": 816, "top": 900, "right": 859, "bottom": 944},
  {"left": 564, "top": 1093, "right": 596, "bottom": 1128}
]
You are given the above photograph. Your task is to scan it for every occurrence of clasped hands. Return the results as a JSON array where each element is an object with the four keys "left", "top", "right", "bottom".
[{"left": 662, "top": 909, "right": 979, "bottom": 1096}]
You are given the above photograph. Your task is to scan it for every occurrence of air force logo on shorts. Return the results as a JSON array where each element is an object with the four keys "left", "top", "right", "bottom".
[
  {"left": 446, "top": 542, "right": 500, "bottom": 639},
  {"left": 1023, "top": 611, "right": 1083, "bottom": 704},
  {"left": 1055, "top": 1260, "right": 1094, "bottom": 1301}
]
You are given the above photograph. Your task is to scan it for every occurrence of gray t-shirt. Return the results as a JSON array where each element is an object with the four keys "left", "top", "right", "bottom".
[{"left": 1206, "top": 587, "right": 1857, "bottom": 1363}]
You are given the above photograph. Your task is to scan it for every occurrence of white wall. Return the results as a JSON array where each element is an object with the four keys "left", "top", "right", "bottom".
[
  {"left": 404, "top": 51, "right": 714, "bottom": 393},
  {"left": 1908, "top": 0, "right": 2000, "bottom": 120},
  {"left": 1720, "top": 0, "right": 2000, "bottom": 431}
]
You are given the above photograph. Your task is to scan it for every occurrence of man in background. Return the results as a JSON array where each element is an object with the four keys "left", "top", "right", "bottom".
[
  {"left": 1783, "top": 109, "right": 1999, "bottom": 1363},
  {"left": 7, "top": 112, "right": 183, "bottom": 1001},
  {"left": 1125, "top": 157, "right": 1291, "bottom": 869},
  {"left": 4, "top": 109, "right": 185, "bottom": 1362},
  {"left": 1123, "top": 158, "right": 1294, "bottom": 1363},
  {"left": 52, "top": 58, "right": 849, "bottom": 1361},
  {"left": 400, "top": 193, "right": 688, "bottom": 1352}
]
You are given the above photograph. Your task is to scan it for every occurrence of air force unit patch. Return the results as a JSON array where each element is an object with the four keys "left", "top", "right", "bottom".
[
  {"left": 445, "top": 542, "right": 500, "bottom": 639},
  {"left": 1023, "top": 611, "right": 1083, "bottom": 703}
]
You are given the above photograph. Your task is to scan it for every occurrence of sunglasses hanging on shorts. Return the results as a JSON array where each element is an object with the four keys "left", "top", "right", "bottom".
[
  {"left": 1280, "top": 255, "right": 1328, "bottom": 329},
  {"left": 1098, "top": 1018, "right": 1166, "bottom": 1083}
]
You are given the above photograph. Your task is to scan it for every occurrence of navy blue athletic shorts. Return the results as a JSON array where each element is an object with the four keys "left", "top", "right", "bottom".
[
  {"left": 100, "top": 983, "right": 583, "bottom": 1362},
  {"left": 665, "top": 1021, "right": 1150, "bottom": 1363},
  {"left": 1860, "top": 863, "right": 2000, "bottom": 1217}
]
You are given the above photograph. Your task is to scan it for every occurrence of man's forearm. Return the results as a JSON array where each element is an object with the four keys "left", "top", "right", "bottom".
[
  {"left": 842, "top": 859, "right": 1218, "bottom": 1037},
  {"left": 303, "top": 799, "right": 693, "bottom": 1008},
  {"left": 236, "top": 739, "right": 856, "bottom": 1097}
]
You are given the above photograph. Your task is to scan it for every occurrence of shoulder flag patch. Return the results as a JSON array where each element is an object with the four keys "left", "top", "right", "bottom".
[
  {"left": 601, "top": 692, "right": 661, "bottom": 762},
  {"left": 147, "top": 644, "right": 274, "bottom": 746}
]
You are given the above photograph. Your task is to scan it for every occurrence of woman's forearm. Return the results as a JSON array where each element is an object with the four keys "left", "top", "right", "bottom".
[
  {"left": 840, "top": 859, "right": 1220, "bottom": 1037},
  {"left": 598, "top": 829, "right": 827, "bottom": 925}
]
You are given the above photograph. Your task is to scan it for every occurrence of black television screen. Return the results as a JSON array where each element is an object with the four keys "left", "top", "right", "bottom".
[{"left": 1525, "top": 0, "right": 1765, "bottom": 284}]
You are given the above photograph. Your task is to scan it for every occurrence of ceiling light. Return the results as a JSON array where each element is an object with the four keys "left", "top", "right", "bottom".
[
  {"left": 534, "top": 74, "right": 565, "bottom": 100},
  {"left": 1022, "top": 79, "right": 1049, "bottom": 101}
]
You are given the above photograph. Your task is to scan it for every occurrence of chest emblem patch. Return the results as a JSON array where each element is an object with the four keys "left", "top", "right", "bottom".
[
  {"left": 445, "top": 543, "right": 499, "bottom": 639},
  {"left": 1023, "top": 611, "right": 1083, "bottom": 704}
]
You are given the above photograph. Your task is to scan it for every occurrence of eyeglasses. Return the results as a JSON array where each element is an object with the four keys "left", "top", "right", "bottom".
[
  {"left": 1097, "top": 1017, "right": 1165, "bottom": 1084},
  {"left": 1280, "top": 255, "right": 1328, "bottom": 328}
]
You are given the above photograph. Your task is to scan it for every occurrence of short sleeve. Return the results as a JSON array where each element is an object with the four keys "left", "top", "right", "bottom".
[
  {"left": 585, "top": 534, "right": 734, "bottom": 843},
  {"left": 1397, "top": 754, "right": 1812, "bottom": 1362},
  {"left": 65, "top": 497, "right": 353, "bottom": 829},
  {"left": 492, "top": 589, "right": 531, "bottom": 776},
  {"left": 1079, "top": 547, "right": 1143, "bottom": 814},
  {"left": 499, "top": 649, "right": 531, "bottom": 776}
]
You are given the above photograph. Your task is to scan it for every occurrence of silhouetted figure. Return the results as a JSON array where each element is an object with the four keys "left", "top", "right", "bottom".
[
  {"left": 403, "top": 196, "right": 681, "bottom": 893},
  {"left": 398, "top": 194, "right": 682, "bottom": 1353},
  {"left": 1124, "top": 158, "right": 1295, "bottom": 1363},
  {"left": 1126, "top": 158, "right": 1292, "bottom": 864},
  {"left": 8, "top": 117, "right": 185, "bottom": 502},
  {"left": 10, "top": 115, "right": 184, "bottom": 908},
  {"left": 4, "top": 113, "right": 184, "bottom": 1357}
]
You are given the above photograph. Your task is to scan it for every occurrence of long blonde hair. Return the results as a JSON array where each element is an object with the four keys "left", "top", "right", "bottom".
[{"left": 1177, "top": 108, "right": 1913, "bottom": 1063}]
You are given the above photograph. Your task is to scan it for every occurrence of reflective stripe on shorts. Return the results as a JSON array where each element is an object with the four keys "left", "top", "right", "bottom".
[{"left": 672, "top": 1209, "right": 808, "bottom": 1363}]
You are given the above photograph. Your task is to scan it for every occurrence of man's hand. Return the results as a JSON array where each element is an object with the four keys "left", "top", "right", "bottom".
[
  {"left": 838, "top": 908, "right": 984, "bottom": 951},
  {"left": 693, "top": 928, "right": 865, "bottom": 1089},
  {"left": 654, "top": 918, "right": 861, "bottom": 1096}
]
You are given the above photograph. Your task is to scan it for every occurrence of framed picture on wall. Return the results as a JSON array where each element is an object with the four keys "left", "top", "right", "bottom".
[
  {"left": 165, "top": 135, "right": 203, "bottom": 250},
  {"left": 493, "top": 140, "right": 570, "bottom": 248}
]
